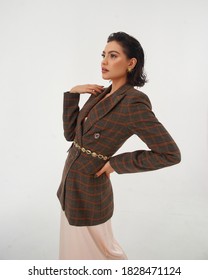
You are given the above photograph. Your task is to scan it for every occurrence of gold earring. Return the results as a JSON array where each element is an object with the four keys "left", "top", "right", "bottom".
[{"left": 127, "top": 68, "right": 132, "bottom": 73}]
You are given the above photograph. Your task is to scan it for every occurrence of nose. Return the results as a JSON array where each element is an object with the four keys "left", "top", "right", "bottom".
[{"left": 102, "top": 56, "right": 108, "bottom": 65}]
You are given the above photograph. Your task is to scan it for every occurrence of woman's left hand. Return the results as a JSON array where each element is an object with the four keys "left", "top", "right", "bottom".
[{"left": 95, "top": 161, "right": 115, "bottom": 179}]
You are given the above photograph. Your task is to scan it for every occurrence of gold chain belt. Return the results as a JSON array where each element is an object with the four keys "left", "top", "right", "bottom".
[{"left": 73, "top": 141, "right": 109, "bottom": 161}]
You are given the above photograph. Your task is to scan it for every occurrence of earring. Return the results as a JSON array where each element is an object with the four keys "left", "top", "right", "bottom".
[{"left": 127, "top": 68, "right": 132, "bottom": 73}]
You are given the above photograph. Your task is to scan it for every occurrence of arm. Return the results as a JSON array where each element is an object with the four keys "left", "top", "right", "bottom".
[
  {"left": 109, "top": 93, "right": 181, "bottom": 174},
  {"left": 62, "top": 84, "right": 104, "bottom": 141},
  {"left": 63, "top": 91, "right": 80, "bottom": 141}
]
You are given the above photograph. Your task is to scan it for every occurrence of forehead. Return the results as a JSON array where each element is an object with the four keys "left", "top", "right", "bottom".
[{"left": 103, "top": 41, "right": 124, "bottom": 54}]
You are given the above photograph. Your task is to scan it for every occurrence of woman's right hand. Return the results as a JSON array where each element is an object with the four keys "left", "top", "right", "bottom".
[{"left": 70, "top": 84, "right": 104, "bottom": 95}]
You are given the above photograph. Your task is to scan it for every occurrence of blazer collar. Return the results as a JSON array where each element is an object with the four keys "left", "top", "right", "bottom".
[{"left": 81, "top": 83, "right": 133, "bottom": 135}]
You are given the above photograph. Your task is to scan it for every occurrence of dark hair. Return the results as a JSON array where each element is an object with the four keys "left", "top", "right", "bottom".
[{"left": 107, "top": 32, "right": 147, "bottom": 87}]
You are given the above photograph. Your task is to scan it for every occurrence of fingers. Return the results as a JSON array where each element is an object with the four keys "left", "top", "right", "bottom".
[
  {"left": 95, "top": 161, "right": 113, "bottom": 178},
  {"left": 95, "top": 166, "right": 105, "bottom": 178},
  {"left": 88, "top": 84, "right": 104, "bottom": 95},
  {"left": 70, "top": 84, "right": 104, "bottom": 95},
  {"left": 105, "top": 172, "right": 110, "bottom": 179}
]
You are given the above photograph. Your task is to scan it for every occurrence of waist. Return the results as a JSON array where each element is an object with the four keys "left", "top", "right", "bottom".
[{"left": 73, "top": 141, "right": 109, "bottom": 161}]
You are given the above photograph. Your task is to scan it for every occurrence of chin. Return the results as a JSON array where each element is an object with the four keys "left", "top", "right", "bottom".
[{"left": 102, "top": 74, "right": 111, "bottom": 80}]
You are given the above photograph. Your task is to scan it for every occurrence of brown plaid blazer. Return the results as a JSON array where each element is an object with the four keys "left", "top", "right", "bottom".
[{"left": 57, "top": 83, "right": 181, "bottom": 226}]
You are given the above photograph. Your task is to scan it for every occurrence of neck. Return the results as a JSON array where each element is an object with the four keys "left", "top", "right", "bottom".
[{"left": 110, "top": 78, "right": 128, "bottom": 94}]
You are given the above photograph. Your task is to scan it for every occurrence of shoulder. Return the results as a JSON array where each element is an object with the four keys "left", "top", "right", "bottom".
[{"left": 125, "top": 87, "right": 152, "bottom": 109}]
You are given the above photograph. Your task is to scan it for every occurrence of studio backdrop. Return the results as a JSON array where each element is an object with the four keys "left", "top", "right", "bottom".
[{"left": 0, "top": 0, "right": 207, "bottom": 259}]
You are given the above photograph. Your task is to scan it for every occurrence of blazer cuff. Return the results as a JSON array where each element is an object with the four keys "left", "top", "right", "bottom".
[
  {"left": 109, "top": 156, "right": 123, "bottom": 174},
  {"left": 64, "top": 91, "right": 80, "bottom": 96}
]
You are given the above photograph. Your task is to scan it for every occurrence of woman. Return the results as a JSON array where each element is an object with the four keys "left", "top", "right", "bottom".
[{"left": 57, "top": 32, "right": 181, "bottom": 260}]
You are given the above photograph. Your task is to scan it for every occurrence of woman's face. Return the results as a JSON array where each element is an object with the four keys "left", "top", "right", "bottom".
[{"left": 101, "top": 41, "right": 131, "bottom": 83}]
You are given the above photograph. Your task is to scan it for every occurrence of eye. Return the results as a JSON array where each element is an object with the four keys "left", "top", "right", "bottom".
[
  {"left": 110, "top": 54, "right": 117, "bottom": 59},
  {"left": 101, "top": 53, "right": 105, "bottom": 58}
]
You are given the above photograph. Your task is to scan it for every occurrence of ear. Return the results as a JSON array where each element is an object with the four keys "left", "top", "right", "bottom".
[{"left": 128, "top": 58, "right": 137, "bottom": 70}]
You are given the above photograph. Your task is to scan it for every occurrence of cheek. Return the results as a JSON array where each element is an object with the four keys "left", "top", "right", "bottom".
[{"left": 113, "top": 61, "right": 127, "bottom": 73}]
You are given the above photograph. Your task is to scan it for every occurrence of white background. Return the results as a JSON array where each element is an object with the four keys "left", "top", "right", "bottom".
[{"left": 0, "top": 0, "right": 207, "bottom": 260}]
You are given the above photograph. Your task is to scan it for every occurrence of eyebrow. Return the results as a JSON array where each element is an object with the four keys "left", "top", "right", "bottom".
[{"left": 102, "top": 50, "right": 120, "bottom": 54}]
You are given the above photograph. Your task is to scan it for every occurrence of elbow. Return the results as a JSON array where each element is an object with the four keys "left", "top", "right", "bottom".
[
  {"left": 64, "top": 131, "right": 75, "bottom": 142},
  {"left": 176, "top": 150, "right": 181, "bottom": 164},
  {"left": 174, "top": 145, "right": 181, "bottom": 164},
  {"left": 167, "top": 149, "right": 181, "bottom": 166},
  {"left": 173, "top": 151, "right": 181, "bottom": 165},
  {"left": 63, "top": 123, "right": 76, "bottom": 142}
]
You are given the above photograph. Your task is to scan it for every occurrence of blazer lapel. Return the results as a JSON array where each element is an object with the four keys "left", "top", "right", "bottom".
[
  {"left": 75, "top": 87, "right": 110, "bottom": 145},
  {"left": 78, "top": 87, "right": 109, "bottom": 124},
  {"left": 82, "top": 83, "right": 132, "bottom": 135}
]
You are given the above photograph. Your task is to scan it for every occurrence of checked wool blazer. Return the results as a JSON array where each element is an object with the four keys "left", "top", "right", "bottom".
[{"left": 57, "top": 83, "right": 181, "bottom": 226}]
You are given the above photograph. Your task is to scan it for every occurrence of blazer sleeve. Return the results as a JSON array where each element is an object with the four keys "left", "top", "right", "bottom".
[
  {"left": 109, "top": 93, "right": 181, "bottom": 174},
  {"left": 63, "top": 91, "right": 80, "bottom": 141}
]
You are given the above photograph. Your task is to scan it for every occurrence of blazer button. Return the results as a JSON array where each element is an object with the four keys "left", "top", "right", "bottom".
[{"left": 94, "top": 132, "right": 100, "bottom": 139}]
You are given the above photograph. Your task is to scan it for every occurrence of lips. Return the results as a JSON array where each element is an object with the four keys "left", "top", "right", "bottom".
[{"left": 102, "top": 67, "right": 109, "bottom": 73}]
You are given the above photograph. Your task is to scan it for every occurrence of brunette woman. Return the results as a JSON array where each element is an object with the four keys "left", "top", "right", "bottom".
[{"left": 57, "top": 32, "right": 181, "bottom": 259}]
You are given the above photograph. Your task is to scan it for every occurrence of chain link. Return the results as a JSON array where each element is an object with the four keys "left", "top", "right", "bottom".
[{"left": 73, "top": 141, "right": 109, "bottom": 161}]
